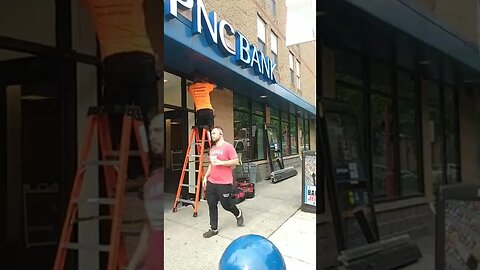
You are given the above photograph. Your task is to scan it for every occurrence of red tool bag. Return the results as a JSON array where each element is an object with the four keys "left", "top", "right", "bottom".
[
  {"left": 231, "top": 186, "right": 246, "bottom": 204},
  {"left": 231, "top": 181, "right": 255, "bottom": 204},
  {"left": 236, "top": 180, "right": 255, "bottom": 199}
]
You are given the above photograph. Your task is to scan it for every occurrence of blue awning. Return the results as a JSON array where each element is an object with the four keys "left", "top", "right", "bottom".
[
  {"left": 164, "top": 14, "right": 316, "bottom": 116},
  {"left": 344, "top": 0, "right": 480, "bottom": 73}
]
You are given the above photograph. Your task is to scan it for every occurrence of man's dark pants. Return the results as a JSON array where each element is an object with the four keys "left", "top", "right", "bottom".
[
  {"left": 102, "top": 51, "right": 160, "bottom": 175},
  {"left": 206, "top": 182, "right": 240, "bottom": 230}
]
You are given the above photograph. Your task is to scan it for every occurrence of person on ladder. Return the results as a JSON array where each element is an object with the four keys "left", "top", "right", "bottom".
[
  {"left": 187, "top": 75, "right": 216, "bottom": 147},
  {"left": 202, "top": 127, "right": 245, "bottom": 238},
  {"left": 81, "top": 0, "right": 163, "bottom": 173},
  {"left": 81, "top": 1, "right": 163, "bottom": 269}
]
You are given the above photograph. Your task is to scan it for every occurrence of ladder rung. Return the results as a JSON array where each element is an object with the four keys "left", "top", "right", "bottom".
[
  {"left": 86, "top": 198, "right": 117, "bottom": 205},
  {"left": 180, "top": 184, "right": 197, "bottom": 188},
  {"left": 177, "top": 199, "right": 194, "bottom": 204},
  {"left": 191, "top": 155, "right": 202, "bottom": 158},
  {"left": 64, "top": 243, "right": 110, "bottom": 252},
  {"left": 82, "top": 160, "right": 120, "bottom": 166},
  {"left": 183, "top": 169, "right": 200, "bottom": 173},
  {"left": 74, "top": 215, "right": 112, "bottom": 223}
]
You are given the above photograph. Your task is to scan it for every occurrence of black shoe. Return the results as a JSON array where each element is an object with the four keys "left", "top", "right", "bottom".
[
  {"left": 203, "top": 228, "right": 218, "bottom": 238},
  {"left": 236, "top": 210, "right": 244, "bottom": 227}
]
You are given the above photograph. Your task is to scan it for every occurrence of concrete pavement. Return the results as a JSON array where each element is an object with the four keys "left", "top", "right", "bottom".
[{"left": 163, "top": 173, "right": 316, "bottom": 270}]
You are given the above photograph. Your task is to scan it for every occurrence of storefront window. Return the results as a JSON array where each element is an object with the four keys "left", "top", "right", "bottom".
[
  {"left": 370, "top": 94, "right": 395, "bottom": 199},
  {"left": 299, "top": 119, "right": 305, "bottom": 150},
  {"left": 397, "top": 71, "right": 421, "bottom": 196},
  {"left": 252, "top": 114, "right": 266, "bottom": 160},
  {"left": 444, "top": 85, "right": 459, "bottom": 184},
  {"left": 290, "top": 114, "right": 297, "bottom": 155},
  {"left": 281, "top": 120, "right": 289, "bottom": 156},
  {"left": 335, "top": 50, "right": 363, "bottom": 86},
  {"left": 234, "top": 94, "right": 249, "bottom": 111},
  {"left": 370, "top": 61, "right": 392, "bottom": 93},
  {"left": 164, "top": 72, "right": 182, "bottom": 107},
  {"left": 396, "top": 32, "right": 414, "bottom": 70},
  {"left": 397, "top": 71, "right": 415, "bottom": 99},
  {"left": 234, "top": 110, "right": 250, "bottom": 163},
  {"left": 305, "top": 119, "right": 310, "bottom": 150},
  {"left": 427, "top": 81, "right": 444, "bottom": 188},
  {"left": 336, "top": 84, "right": 364, "bottom": 116},
  {"left": 233, "top": 94, "right": 266, "bottom": 161}
]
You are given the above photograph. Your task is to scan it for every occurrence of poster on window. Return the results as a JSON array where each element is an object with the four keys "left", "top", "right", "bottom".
[
  {"left": 303, "top": 152, "right": 316, "bottom": 207},
  {"left": 304, "top": 185, "right": 316, "bottom": 206}
]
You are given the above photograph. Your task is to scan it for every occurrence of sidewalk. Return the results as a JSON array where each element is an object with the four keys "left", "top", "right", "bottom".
[{"left": 164, "top": 173, "right": 316, "bottom": 270}]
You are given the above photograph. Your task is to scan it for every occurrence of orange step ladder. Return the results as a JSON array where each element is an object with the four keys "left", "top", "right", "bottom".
[
  {"left": 53, "top": 106, "right": 150, "bottom": 270},
  {"left": 172, "top": 126, "right": 211, "bottom": 217}
]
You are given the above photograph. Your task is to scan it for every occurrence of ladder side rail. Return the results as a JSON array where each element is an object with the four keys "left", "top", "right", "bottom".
[
  {"left": 172, "top": 128, "right": 196, "bottom": 211},
  {"left": 54, "top": 115, "right": 98, "bottom": 270}
]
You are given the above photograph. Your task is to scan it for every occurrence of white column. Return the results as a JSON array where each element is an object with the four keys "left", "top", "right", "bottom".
[{"left": 76, "top": 63, "right": 99, "bottom": 270}]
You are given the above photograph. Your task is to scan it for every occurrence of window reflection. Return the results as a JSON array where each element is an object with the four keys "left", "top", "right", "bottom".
[
  {"left": 164, "top": 72, "right": 181, "bottom": 107},
  {"left": 233, "top": 94, "right": 267, "bottom": 161},
  {"left": 370, "top": 94, "right": 395, "bottom": 198}
]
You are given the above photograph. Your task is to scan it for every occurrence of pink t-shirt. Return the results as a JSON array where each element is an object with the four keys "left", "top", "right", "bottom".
[{"left": 208, "top": 142, "right": 237, "bottom": 184}]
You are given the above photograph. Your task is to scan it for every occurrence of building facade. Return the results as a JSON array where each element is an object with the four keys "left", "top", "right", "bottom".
[
  {"left": 163, "top": 0, "right": 316, "bottom": 195},
  {"left": 317, "top": 0, "right": 480, "bottom": 267}
]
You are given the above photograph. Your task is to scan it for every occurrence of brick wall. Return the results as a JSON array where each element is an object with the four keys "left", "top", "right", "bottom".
[
  {"left": 295, "top": 41, "right": 316, "bottom": 105},
  {"left": 211, "top": 88, "right": 234, "bottom": 143}
]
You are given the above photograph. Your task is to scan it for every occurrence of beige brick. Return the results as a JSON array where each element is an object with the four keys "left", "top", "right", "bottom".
[{"left": 211, "top": 88, "right": 234, "bottom": 143}]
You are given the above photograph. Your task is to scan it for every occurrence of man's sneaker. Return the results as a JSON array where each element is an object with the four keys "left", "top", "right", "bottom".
[
  {"left": 203, "top": 228, "right": 218, "bottom": 238},
  {"left": 236, "top": 210, "right": 244, "bottom": 227}
]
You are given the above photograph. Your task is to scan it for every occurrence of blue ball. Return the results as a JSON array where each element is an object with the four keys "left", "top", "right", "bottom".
[{"left": 219, "top": 234, "right": 286, "bottom": 270}]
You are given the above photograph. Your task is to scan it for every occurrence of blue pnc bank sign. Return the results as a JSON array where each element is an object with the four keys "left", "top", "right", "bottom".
[{"left": 165, "top": 0, "right": 277, "bottom": 84}]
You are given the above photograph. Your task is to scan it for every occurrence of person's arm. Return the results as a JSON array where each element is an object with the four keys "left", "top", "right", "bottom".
[
  {"left": 216, "top": 144, "right": 239, "bottom": 166},
  {"left": 126, "top": 224, "right": 150, "bottom": 270},
  {"left": 203, "top": 164, "right": 211, "bottom": 186},
  {"left": 217, "top": 157, "right": 239, "bottom": 166}
]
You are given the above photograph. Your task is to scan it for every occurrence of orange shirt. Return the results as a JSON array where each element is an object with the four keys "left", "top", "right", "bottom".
[
  {"left": 83, "top": 0, "right": 154, "bottom": 59},
  {"left": 188, "top": 82, "right": 215, "bottom": 111}
]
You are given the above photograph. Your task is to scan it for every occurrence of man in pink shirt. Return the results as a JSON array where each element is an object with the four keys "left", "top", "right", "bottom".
[{"left": 202, "top": 127, "right": 245, "bottom": 238}]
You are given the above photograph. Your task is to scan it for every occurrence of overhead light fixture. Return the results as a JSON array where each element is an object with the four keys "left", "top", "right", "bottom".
[
  {"left": 260, "top": 95, "right": 267, "bottom": 98},
  {"left": 164, "top": 79, "right": 168, "bottom": 83}
]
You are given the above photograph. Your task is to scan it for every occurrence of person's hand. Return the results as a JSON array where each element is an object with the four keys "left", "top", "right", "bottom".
[
  {"left": 210, "top": 156, "right": 221, "bottom": 166},
  {"left": 202, "top": 175, "right": 207, "bottom": 187},
  {"left": 211, "top": 159, "right": 224, "bottom": 166}
]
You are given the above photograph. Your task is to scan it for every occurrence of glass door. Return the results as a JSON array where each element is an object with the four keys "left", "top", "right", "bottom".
[{"left": 321, "top": 99, "right": 379, "bottom": 250}]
